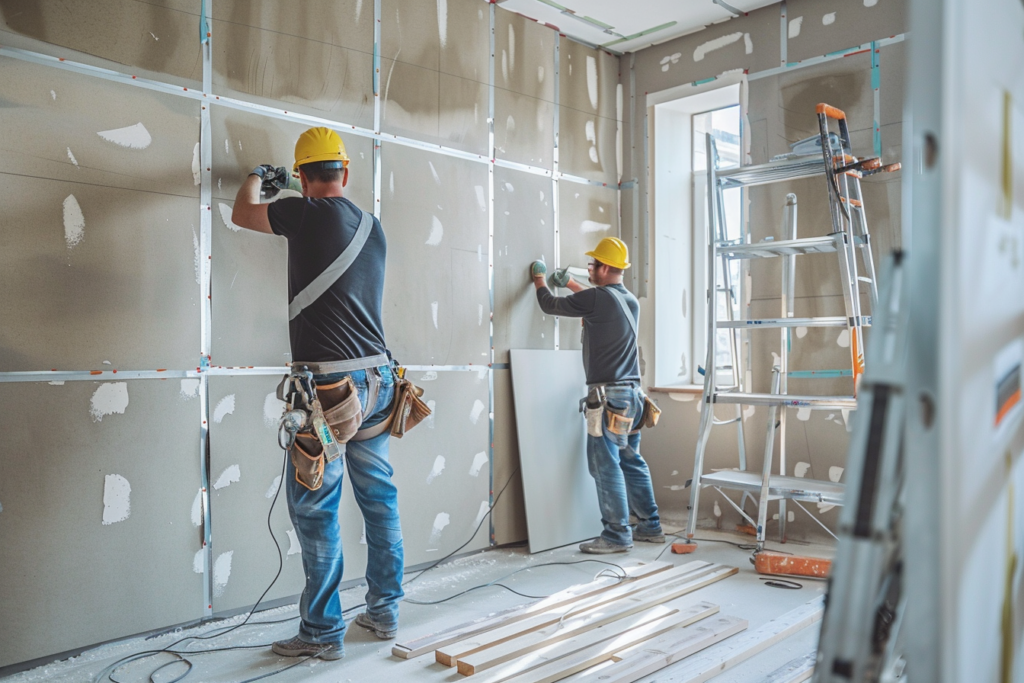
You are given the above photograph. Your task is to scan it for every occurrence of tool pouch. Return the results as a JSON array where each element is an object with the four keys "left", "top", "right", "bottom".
[
  {"left": 291, "top": 433, "right": 326, "bottom": 491},
  {"left": 317, "top": 377, "right": 365, "bottom": 447},
  {"left": 390, "top": 378, "right": 431, "bottom": 438},
  {"left": 641, "top": 394, "right": 662, "bottom": 429},
  {"left": 604, "top": 407, "right": 633, "bottom": 437}
]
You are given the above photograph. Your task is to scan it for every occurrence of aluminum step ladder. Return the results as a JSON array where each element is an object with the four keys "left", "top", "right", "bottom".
[{"left": 686, "top": 103, "right": 900, "bottom": 551}]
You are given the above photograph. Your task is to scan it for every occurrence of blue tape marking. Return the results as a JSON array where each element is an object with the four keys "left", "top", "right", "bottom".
[
  {"left": 200, "top": 0, "right": 209, "bottom": 44},
  {"left": 693, "top": 76, "right": 718, "bottom": 86},
  {"left": 788, "top": 369, "right": 853, "bottom": 379},
  {"left": 874, "top": 126, "right": 882, "bottom": 157}
]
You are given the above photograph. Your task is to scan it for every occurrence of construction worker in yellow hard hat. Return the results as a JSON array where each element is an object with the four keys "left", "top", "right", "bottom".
[
  {"left": 529, "top": 236, "right": 663, "bottom": 555},
  {"left": 230, "top": 126, "right": 406, "bottom": 659}
]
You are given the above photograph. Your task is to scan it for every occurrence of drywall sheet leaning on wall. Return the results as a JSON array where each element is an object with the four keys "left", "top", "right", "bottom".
[
  {"left": 492, "top": 368, "right": 527, "bottom": 545},
  {"left": 510, "top": 350, "right": 602, "bottom": 553},
  {"left": 380, "top": 143, "right": 489, "bottom": 366},
  {"left": 0, "top": 380, "right": 203, "bottom": 669}
]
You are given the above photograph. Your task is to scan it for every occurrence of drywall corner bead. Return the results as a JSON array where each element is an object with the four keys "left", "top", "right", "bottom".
[
  {"left": 89, "top": 382, "right": 129, "bottom": 422},
  {"left": 102, "top": 474, "right": 131, "bottom": 525}
]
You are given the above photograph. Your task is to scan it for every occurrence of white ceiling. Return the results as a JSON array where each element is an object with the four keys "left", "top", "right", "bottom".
[{"left": 497, "top": 0, "right": 780, "bottom": 54}]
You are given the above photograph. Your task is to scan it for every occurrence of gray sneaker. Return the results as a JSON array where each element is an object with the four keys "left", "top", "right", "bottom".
[
  {"left": 354, "top": 612, "right": 398, "bottom": 640},
  {"left": 271, "top": 635, "right": 345, "bottom": 661},
  {"left": 580, "top": 537, "right": 633, "bottom": 554},
  {"left": 634, "top": 530, "right": 667, "bottom": 544}
]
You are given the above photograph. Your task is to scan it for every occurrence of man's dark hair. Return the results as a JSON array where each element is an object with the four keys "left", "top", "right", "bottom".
[{"left": 300, "top": 161, "right": 345, "bottom": 184}]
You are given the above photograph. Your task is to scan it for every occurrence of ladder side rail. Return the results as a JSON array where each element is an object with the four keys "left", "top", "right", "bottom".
[
  {"left": 849, "top": 177, "right": 880, "bottom": 308},
  {"left": 756, "top": 366, "right": 783, "bottom": 550},
  {"left": 832, "top": 231, "right": 867, "bottom": 389},
  {"left": 779, "top": 193, "right": 798, "bottom": 542}
]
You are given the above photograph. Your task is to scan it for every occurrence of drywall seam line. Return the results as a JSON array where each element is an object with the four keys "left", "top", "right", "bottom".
[
  {"left": 373, "top": 0, "right": 382, "bottom": 220},
  {"left": 199, "top": 0, "right": 214, "bottom": 619},
  {"left": 552, "top": 32, "right": 561, "bottom": 351},
  {"left": 748, "top": 34, "right": 905, "bottom": 82},
  {"left": 872, "top": 41, "right": 882, "bottom": 158},
  {"left": 487, "top": 0, "right": 496, "bottom": 547},
  {"left": 779, "top": 0, "right": 787, "bottom": 67}
]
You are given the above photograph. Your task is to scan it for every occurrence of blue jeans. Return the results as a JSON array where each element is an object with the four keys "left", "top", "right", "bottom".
[
  {"left": 586, "top": 385, "right": 662, "bottom": 546},
  {"left": 285, "top": 365, "right": 404, "bottom": 647}
]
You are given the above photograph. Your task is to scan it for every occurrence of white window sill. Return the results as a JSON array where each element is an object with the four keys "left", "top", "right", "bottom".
[{"left": 648, "top": 384, "right": 704, "bottom": 395}]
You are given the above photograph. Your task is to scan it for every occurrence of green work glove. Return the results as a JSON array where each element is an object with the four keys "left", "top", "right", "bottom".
[
  {"left": 548, "top": 268, "right": 570, "bottom": 288},
  {"left": 251, "top": 165, "right": 292, "bottom": 199},
  {"left": 530, "top": 260, "right": 547, "bottom": 279}
]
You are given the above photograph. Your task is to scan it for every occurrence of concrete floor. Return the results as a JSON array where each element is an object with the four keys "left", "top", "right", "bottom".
[{"left": 1, "top": 529, "right": 833, "bottom": 683}]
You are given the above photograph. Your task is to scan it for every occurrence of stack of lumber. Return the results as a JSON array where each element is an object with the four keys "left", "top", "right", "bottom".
[{"left": 392, "top": 560, "right": 750, "bottom": 683}]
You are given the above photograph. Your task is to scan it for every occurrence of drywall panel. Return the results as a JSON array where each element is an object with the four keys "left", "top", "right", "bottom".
[
  {"left": 382, "top": 0, "right": 488, "bottom": 82},
  {"left": 392, "top": 369, "right": 491, "bottom": 565},
  {"left": 380, "top": 144, "right": 489, "bottom": 366},
  {"left": 209, "top": 108, "right": 375, "bottom": 368},
  {"left": 558, "top": 41, "right": 618, "bottom": 183},
  {"left": 0, "top": 380, "right": 202, "bottom": 669},
  {"left": 786, "top": 0, "right": 906, "bottom": 63},
  {"left": 558, "top": 183, "right": 620, "bottom": 351},
  {"left": 0, "top": 0, "right": 202, "bottom": 87},
  {"left": 0, "top": 174, "right": 200, "bottom": 372},
  {"left": 510, "top": 350, "right": 601, "bottom": 552},
  {"left": 633, "top": 5, "right": 781, "bottom": 96},
  {"left": 495, "top": 89, "right": 555, "bottom": 169},
  {"left": 493, "top": 167, "right": 555, "bottom": 364},
  {"left": 559, "top": 109, "right": 619, "bottom": 185},
  {"left": 560, "top": 40, "right": 617, "bottom": 122},
  {"left": 492, "top": 369, "right": 527, "bottom": 545},
  {"left": 0, "top": 56, "right": 201, "bottom": 198},
  {"left": 212, "top": 0, "right": 373, "bottom": 130},
  {"left": 495, "top": 9, "right": 556, "bottom": 103}
]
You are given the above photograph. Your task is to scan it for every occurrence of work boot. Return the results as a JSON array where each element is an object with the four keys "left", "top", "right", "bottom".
[
  {"left": 354, "top": 612, "right": 398, "bottom": 640},
  {"left": 271, "top": 635, "right": 345, "bottom": 661},
  {"left": 579, "top": 537, "right": 632, "bottom": 554},
  {"left": 634, "top": 530, "right": 667, "bottom": 544}
]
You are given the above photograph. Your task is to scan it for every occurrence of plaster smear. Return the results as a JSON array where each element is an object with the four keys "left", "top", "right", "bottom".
[
  {"left": 744, "top": 33, "right": 753, "bottom": 54},
  {"left": 193, "top": 550, "right": 204, "bottom": 574},
  {"left": 473, "top": 500, "right": 490, "bottom": 528},
  {"left": 102, "top": 474, "right": 131, "bottom": 525},
  {"left": 389, "top": 171, "right": 395, "bottom": 195},
  {"left": 478, "top": 304, "right": 484, "bottom": 326},
  {"left": 659, "top": 52, "right": 682, "bottom": 72},
  {"left": 796, "top": 326, "right": 808, "bottom": 339},
  {"left": 586, "top": 55, "right": 598, "bottom": 110},
  {"left": 694, "top": 32, "right": 744, "bottom": 62},
  {"left": 428, "top": 161, "right": 441, "bottom": 186},
  {"left": 501, "top": 50, "right": 508, "bottom": 81},
  {"left": 213, "top": 394, "right": 235, "bottom": 423},
  {"left": 713, "top": 501, "right": 722, "bottom": 517},
  {"left": 796, "top": 407, "right": 812, "bottom": 421},
  {"left": 48, "top": 380, "right": 65, "bottom": 386},
  {"left": 419, "top": 371, "right": 438, "bottom": 381},
  {"left": 90, "top": 382, "right": 129, "bottom": 422},
  {"left": 436, "top": 0, "right": 448, "bottom": 48},
  {"left": 469, "top": 399, "right": 485, "bottom": 424},
  {"left": 218, "top": 203, "right": 242, "bottom": 232},
  {"left": 213, "top": 464, "right": 240, "bottom": 490},
  {"left": 191, "top": 143, "right": 201, "bottom": 185},
  {"left": 266, "top": 475, "right": 281, "bottom": 499},
  {"left": 822, "top": 12, "right": 836, "bottom": 25},
  {"left": 180, "top": 378, "right": 199, "bottom": 400},
  {"left": 97, "top": 122, "right": 152, "bottom": 149},
  {"left": 743, "top": 404, "right": 755, "bottom": 420},
  {"left": 426, "top": 400, "right": 436, "bottom": 428},
  {"left": 431, "top": 301, "right": 439, "bottom": 329},
  {"left": 836, "top": 329, "right": 850, "bottom": 347},
  {"left": 263, "top": 392, "right": 285, "bottom": 429},
  {"left": 426, "top": 216, "right": 444, "bottom": 245},
  {"left": 469, "top": 451, "right": 488, "bottom": 477},
  {"left": 841, "top": 408, "right": 852, "bottom": 432},
  {"left": 191, "top": 489, "right": 203, "bottom": 526},
  {"left": 63, "top": 194, "right": 85, "bottom": 249},
  {"left": 538, "top": 66, "right": 545, "bottom": 82},
  {"left": 474, "top": 185, "right": 486, "bottom": 211},
  {"left": 429, "top": 512, "right": 450, "bottom": 544},
  {"left": 794, "top": 461, "right": 811, "bottom": 478},
  {"left": 67, "top": 147, "right": 78, "bottom": 167},
  {"left": 286, "top": 529, "right": 301, "bottom": 555},
  {"left": 864, "top": 0, "right": 878, "bottom": 5},
  {"left": 581, "top": 220, "right": 611, "bottom": 233},
  {"left": 426, "top": 455, "right": 446, "bottom": 484},
  {"left": 213, "top": 551, "right": 233, "bottom": 597},
  {"left": 829, "top": 466, "right": 844, "bottom": 482},
  {"left": 788, "top": 16, "right": 804, "bottom": 38}
]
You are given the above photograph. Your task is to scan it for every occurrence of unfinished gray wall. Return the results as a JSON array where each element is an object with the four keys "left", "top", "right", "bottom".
[
  {"left": 623, "top": 0, "right": 907, "bottom": 540},
  {"left": 0, "top": 0, "right": 620, "bottom": 671}
]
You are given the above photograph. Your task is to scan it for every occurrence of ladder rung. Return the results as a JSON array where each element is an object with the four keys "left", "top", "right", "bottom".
[
  {"left": 699, "top": 471, "right": 844, "bottom": 505},
  {"left": 716, "top": 156, "right": 828, "bottom": 188},
  {"left": 713, "top": 417, "right": 742, "bottom": 425},
  {"left": 718, "top": 235, "right": 838, "bottom": 259},
  {"left": 711, "top": 392, "right": 857, "bottom": 409},
  {"left": 717, "top": 316, "right": 870, "bottom": 329},
  {"left": 857, "top": 276, "right": 873, "bottom": 283}
]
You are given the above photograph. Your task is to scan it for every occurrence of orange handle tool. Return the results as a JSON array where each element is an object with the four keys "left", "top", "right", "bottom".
[{"left": 816, "top": 103, "right": 847, "bottom": 120}]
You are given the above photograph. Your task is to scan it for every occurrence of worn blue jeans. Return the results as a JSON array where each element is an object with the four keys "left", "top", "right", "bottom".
[
  {"left": 285, "top": 365, "right": 404, "bottom": 647},
  {"left": 586, "top": 384, "right": 662, "bottom": 547}
]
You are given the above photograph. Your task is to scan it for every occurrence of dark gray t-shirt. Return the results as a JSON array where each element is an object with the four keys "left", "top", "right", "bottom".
[
  {"left": 536, "top": 283, "right": 640, "bottom": 385},
  {"left": 267, "top": 196, "right": 389, "bottom": 363}
]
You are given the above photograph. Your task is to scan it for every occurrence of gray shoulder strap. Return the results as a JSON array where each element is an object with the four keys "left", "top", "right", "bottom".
[
  {"left": 604, "top": 286, "right": 638, "bottom": 337},
  {"left": 289, "top": 210, "right": 374, "bottom": 321}
]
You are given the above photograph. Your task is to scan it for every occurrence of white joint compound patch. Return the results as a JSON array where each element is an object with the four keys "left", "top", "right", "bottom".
[
  {"left": 818, "top": 503, "right": 836, "bottom": 514},
  {"left": 50, "top": 90, "right": 56, "bottom": 100},
  {"left": 90, "top": 382, "right": 129, "bottom": 422},
  {"left": 713, "top": 501, "right": 722, "bottom": 517},
  {"left": 822, "top": 12, "right": 836, "bottom": 25},
  {"left": 213, "top": 394, "right": 236, "bottom": 423},
  {"left": 671, "top": 470, "right": 679, "bottom": 476},
  {"left": 864, "top": 0, "right": 878, "bottom": 5},
  {"left": 286, "top": 529, "right": 301, "bottom": 555},
  {"left": 841, "top": 408, "right": 852, "bottom": 432},
  {"left": 429, "top": 512, "right": 450, "bottom": 543},
  {"left": 478, "top": 304, "right": 484, "bottom": 326},
  {"left": 794, "top": 461, "right": 811, "bottom": 478},
  {"left": 218, "top": 203, "right": 242, "bottom": 232},
  {"left": 538, "top": 65, "right": 545, "bottom": 82},
  {"left": 389, "top": 171, "right": 395, "bottom": 195},
  {"left": 265, "top": 475, "right": 281, "bottom": 499},
  {"left": 474, "top": 185, "right": 486, "bottom": 211},
  {"left": 63, "top": 194, "right": 85, "bottom": 249},
  {"left": 581, "top": 220, "right": 611, "bottom": 233},
  {"left": 837, "top": 329, "right": 851, "bottom": 347},
  {"left": 426, "top": 216, "right": 443, "bottom": 245},
  {"left": 473, "top": 500, "right": 489, "bottom": 528},
  {"left": 430, "top": 301, "right": 439, "bottom": 329},
  {"left": 213, "top": 551, "right": 233, "bottom": 597},
  {"left": 743, "top": 404, "right": 756, "bottom": 420},
  {"left": 193, "top": 549, "right": 204, "bottom": 574},
  {"left": 191, "top": 143, "right": 201, "bottom": 185},
  {"left": 796, "top": 326, "right": 808, "bottom": 339},
  {"left": 213, "top": 464, "right": 240, "bottom": 490},
  {"left": 263, "top": 392, "right": 285, "bottom": 429},
  {"left": 428, "top": 161, "right": 442, "bottom": 185},
  {"left": 501, "top": 49, "right": 509, "bottom": 81},
  {"left": 419, "top": 371, "right": 438, "bottom": 381},
  {"left": 426, "top": 455, "right": 446, "bottom": 484},
  {"left": 586, "top": 55, "right": 598, "bottom": 110},
  {"left": 360, "top": 523, "right": 367, "bottom": 545},
  {"left": 659, "top": 52, "right": 682, "bottom": 72},
  {"left": 469, "top": 399, "right": 485, "bottom": 424},
  {"left": 48, "top": 380, "right": 65, "bottom": 386},
  {"left": 694, "top": 32, "right": 744, "bottom": 62},
  {"left": 97, "top": 122, "right": 152, "bottom": 149},
  {"left": 789, "top": 16, "right": 804, "bottom": 38},
  {"left": 436, "top": 0, "right": 448, "bottom": 47},
  {"left": 744, "top": 33, "right": 753, "bottom": 54},
  {"left": 797, "top": 407, "right": 812, "bottom": 421},
  {"left": 469, "top": 451, "right": 488, "bottom": 477},
  {"left": 426, "top": 400, "right": 436, "bottom": 428},
  {"left": 102, "top": 474, "right": 131, "bottom": 525},
  {"left": 180, "top": 378, "right": 200, "bottom": 400},
  {"left": 829, "top": 466, "right": 844, "bottom": 482},
  {"left": 66, "top": 146, "right": 79, "bottom": 167},
  {"left": 191, "top": 489, "right": 203, "bottom": 526}
]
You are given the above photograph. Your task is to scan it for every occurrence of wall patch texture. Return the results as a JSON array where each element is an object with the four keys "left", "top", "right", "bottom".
[{"left": 101, "top": 474, "right": 131, "bottom": 525}]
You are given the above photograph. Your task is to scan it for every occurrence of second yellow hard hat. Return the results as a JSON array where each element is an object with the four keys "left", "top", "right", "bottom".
[
  {"left": 586, "top": 237, "right": 631, "bottom": 270},
  {"left": 293, "top": 127, "right": 350, "bottom": 171}
]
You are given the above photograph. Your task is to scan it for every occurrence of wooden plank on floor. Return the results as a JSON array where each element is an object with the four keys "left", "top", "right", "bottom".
[
  {"left": 473, "top": 607, "right": 719, "bottom": 683},
  {"left": 435, "top": 562, "right": 723, "bottom": 667},
  {"left": 392, "top": 561, "right": 679, "bottom": 659},
  {"left": 456, "top": 566, "right": 739, "bottom": 675},
  {"left": 559, "top": 615, "right": 748, "bottom": 683},
  {"left": 764, "top": 651, "right": 816, "bottom": 682},
  {"left": 644, "top": 596, "right": 825, "bottom": 683}
]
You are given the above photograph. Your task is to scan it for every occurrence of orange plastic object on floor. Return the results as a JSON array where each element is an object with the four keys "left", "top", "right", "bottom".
[{"left": 754, "top": 551, "right": 831, "bottom": 578}]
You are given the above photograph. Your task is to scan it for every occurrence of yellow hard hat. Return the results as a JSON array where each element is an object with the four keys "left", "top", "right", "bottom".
[
  {"left": 586, "top": 237, "right": 631, "bottom": 270},
  {"left": 293, "top": 127, "right": 350, "bottom": 171}
]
